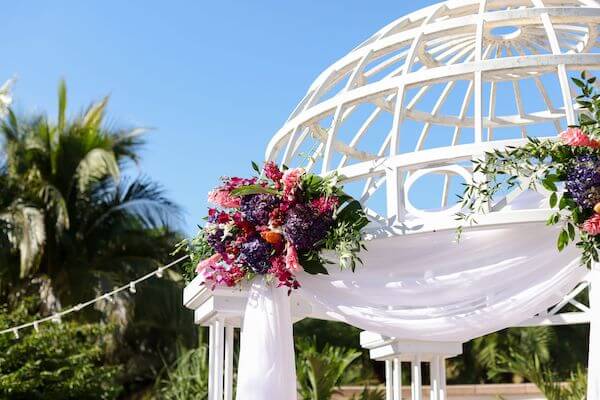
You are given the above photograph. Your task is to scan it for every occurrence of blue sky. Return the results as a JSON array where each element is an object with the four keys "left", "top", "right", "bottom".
[
  {"left": 3, "top": 1, "right": 579, "bottom": 233},
  {"left": 1, "top": 1, "right": 441, "bottom": 232}
]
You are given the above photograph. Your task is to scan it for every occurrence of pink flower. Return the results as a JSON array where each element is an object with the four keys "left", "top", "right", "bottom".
[
  {"left": 282, "top": 168, "right": 305, "bottom": 200},
  {"left": 285, "top": 244, "right": 302, "bottom": 273},
  {"left": 263, "top": 161, "right": 283, "bottom": 183},
  {"left": 583, "top": 214, "right": 600, "bottom": 236},
  {"left": 559, "top": 127, "right": 600, "bottom": 148},
  {"left": 196, "top": 253, "right": 222, "bottom": 273},
  {"left": 208, "top": 188, "right": 241, "bottom": 208},
  {"left": 311, "top": 196, "right": 339, "bottom": 214}
]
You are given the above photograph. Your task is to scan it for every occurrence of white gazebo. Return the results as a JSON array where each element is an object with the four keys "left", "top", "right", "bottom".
[{"left": 185, "top": 1, "right": 599, "bottom": 399}]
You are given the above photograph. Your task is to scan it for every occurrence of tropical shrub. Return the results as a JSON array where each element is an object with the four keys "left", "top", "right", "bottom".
[
  {"left": 154, "top": 341, "right": 210, "bottom": 400},
  {"left": 478, "top": 327, "right": 587, "bottom": 399},
  {"left": 296, "top": 336, "right": 362, "bottom": 400},
  {"left": 0, "top": 297, "right": 122, "bottom": 400}
]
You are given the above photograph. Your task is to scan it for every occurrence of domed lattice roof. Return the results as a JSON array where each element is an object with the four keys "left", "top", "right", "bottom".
[{"left": 266, "top": 0, "right": 600, "bottom": 234}]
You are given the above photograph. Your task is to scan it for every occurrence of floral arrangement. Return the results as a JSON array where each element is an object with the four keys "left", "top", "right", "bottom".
[
  {"left": 458, "top": 72, "right": 600, "bottom": 267},
  {"left": 177, "top": 162, "right": 368, "bottom": 291}
]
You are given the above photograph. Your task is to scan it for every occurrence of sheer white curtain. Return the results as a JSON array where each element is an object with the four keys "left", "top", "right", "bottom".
[
  {"left": 298, "top": 223, "right": 586, "bottom": 342},
  {"left": 235, "top": 221, "right": 587, "bottom": 400},
  {"left": 236, "top": 277, "right": 297, "bottom": 400}
]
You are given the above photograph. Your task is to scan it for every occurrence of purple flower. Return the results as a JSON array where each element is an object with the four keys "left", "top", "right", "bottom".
[
  {"left": 240, "top": 194, "right": 279, "bottom": 226},
  {"left": 566, "top": 154, "right": 600, "bottom": 210},
  {"left": 206, "top": 228, "right": 227, "bottom": 254},
  {"left": 239, "top": 237, "right": 272, "bottom": 274},
  {"left": 283, "top": 204, "right": 332, "bottom": 250}
]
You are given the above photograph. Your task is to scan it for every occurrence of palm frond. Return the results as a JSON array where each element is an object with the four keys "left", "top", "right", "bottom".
[{"left": 75, "top": 148, "right": 120, "bottom": 192}]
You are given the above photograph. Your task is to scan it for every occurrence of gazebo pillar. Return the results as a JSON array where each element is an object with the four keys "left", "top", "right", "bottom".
[
  {"left": 588, "top": 263, "right": 600, "bottom": 399},
  {"left": 361, "top": 332, "right": 462, "bottom": 400},
  {"left": 183, "top": 275, "right": 312, "bottom": 400}
]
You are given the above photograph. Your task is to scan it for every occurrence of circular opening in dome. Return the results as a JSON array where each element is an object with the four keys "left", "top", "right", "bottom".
[{"left": 489, "top": 25, "right": 521, "bottom": 40}]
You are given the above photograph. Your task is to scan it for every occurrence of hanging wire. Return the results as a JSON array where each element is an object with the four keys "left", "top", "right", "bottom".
[{"left": 0, "top": 255, "right": 189, "bottom": 337}]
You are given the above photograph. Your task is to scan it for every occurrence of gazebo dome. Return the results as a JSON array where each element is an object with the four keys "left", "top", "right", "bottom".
[{"left": 266, "top": 0, "right": 600, "bottom": 233}]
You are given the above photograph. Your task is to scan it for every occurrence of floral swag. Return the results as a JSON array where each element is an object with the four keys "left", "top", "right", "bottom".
[
  {"left": 177, "top": 161, "right": 369, "bottom": 291},
  {"left": 458, "top": 72, "right": 600, "bottom": 268}
]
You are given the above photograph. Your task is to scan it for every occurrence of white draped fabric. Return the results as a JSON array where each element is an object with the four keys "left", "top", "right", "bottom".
[
  {"left": 297, "top": 223, "right": 587, "bottom": 342},
  {"left": 588, "top": 268, "right": 599, "bottom": 399},
  {"left": 236, "top": 278, "right": 297, "bottom": 400},
  {"left": 235, "top": 219, "right": 590, "bottom": 400}
]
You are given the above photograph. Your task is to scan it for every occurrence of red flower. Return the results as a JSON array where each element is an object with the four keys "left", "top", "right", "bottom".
[
  {"left": 559, "top": 127, "right": 600, "bottom": 148},
  {"left": 583, "top": 214, "right": 600, "bottom": 236},
  {"left": 311, "top": 196, "right": 339, "bottom": 214},
  {"left": 263, "top": 161, "right": 283, "bottom": 183},
  {"left": 208, "top": 188, "right": 241, "bottom": 208}
]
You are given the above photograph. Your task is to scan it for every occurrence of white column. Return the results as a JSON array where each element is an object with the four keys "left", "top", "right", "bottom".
[
  {"left": 224, "top": 326, "right": 234, "bottom": 400},
  {"left": 208, "top": 322, "right": 215, "bottom": 400},
  {"left": 430, "top": 357, "right": 440, "bottom": 400},
  {"left": 393, "top": 358, "right": 402, "bottom": 400},
  {"left": 386, "top": 359, "right": 394, "bottom": 400},
  {"left": 438, "top": 357, "right": 447, "bottom": 400},
  {"left": 588, "top": 266, "right": 600, "bottom": 400},
  {"left": 411, "top": 357, "right": 422, "bottom": 400},
  {"left": 214, "top": 318, "right": 225, "bottom": 400}
]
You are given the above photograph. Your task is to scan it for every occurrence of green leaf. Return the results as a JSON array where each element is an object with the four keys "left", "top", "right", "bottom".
[
  {"left": 557, "top": 230, "right": 569, "bottom": 251},
  {"left": 572, "top": 77, "right": 586, "bottom": 88},
  {"left": 251, "top": 161, "right": 261, "bottom": 174},
  {"left": 549, "top": 192, "right": 558, "bottom": 208},
  {"left": 541, "top": 177, "right": 557, "bottom": 192},
  {"left": 230, "top": 184, "right": 280, "bottom": 197},
  {"left": 299, "top": 252, "right": 329, "bottom": 275}
]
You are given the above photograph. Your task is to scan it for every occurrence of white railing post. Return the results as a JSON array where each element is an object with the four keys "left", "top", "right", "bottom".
[
  {"left": 393, "top": 358, "right": 402, "bottom": 400},
  {"left": 430, "top": 356, "right": 440, "bottom": 400},
  {"left": 438, "top": 357, "right": 447, "bottom": 400},
  {"left": 411, "top": 356, "right": 422, "bottom": 400},
  {"left": 588, "top": 264, "right": 600, "bottom": 399},
  {"left": 224, "top": 326, "right": 235, "bottom": 400},
  {"left": 214, "top": 318, "right": 225, "bottom": 400},
  {"left": 386, "top": 359, "right": 394, "bottom": 400},
  {"left": 208, "top": 322, "right": 215, "bottom": 400}
]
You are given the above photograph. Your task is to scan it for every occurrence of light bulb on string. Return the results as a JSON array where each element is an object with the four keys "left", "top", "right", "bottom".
[
  {"left": 52, "top": 315, "right": 61, "bottom": 324},
  {"left": 129, "top": 282, "right": 136, "bottom": 293},
  {"left": 33, "top": 321, "right": 39, "bottom": 333},
  {"left": 156, "top": 268, "right": 164, "bottom": 278},
  {"left": 13, "top": 329, "right": 19, "bottom": 339}
]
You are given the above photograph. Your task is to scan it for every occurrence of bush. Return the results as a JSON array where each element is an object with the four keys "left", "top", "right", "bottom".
[
  {"left": 154, "top": 341, "right": 210, "bottom": 400},
  {"left": 0, "top": 297, "right": 122, "bottom": 400},
  {"left": 296, "top": 336, "right": 361, "bottom": 400}
]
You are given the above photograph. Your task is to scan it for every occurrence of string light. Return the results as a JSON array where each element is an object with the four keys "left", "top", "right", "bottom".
[{"left": 0, "top": 255, "right": 188, "bottom": 338}]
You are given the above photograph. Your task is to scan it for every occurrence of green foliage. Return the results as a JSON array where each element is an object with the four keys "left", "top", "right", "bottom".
[
  {"left": 300, "top": 172, "right": 369, "bottom": 274},
  {"left": 0, "top": 81, "right": 193, "bottom": 395},
  {"left": 474, "top": 327, "right": 587, "bottom": 399},
  {"left": 0, "top": 297, "right": 122, "bottom": 400},
  {"left": 173, "top": 231, "right": 214, "bottom": 283},
  {"left": 457, "top": 72, "right": 600, "bottom": 267},
  {"left": 349, "top": 386, "right": 386, "bottom": 400},
  {"left": 296, "top": 336, "right": 362, "bottom": 400},
  {"left": 154, "top": 341, "right": 210, "bottom": 400}
]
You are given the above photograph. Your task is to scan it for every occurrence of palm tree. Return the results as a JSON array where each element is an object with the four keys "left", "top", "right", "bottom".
[
  {"left": 0, "top": 81, "right": 195, "bottom": 391},
  {"left": 1, "top": 81, "right": 180, "bottom": 303}
]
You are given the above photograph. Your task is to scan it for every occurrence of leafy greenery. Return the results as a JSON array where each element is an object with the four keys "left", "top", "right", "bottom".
[
  {"left": 296, "top": 336, "right": 362, "bottom": 400},
  {"left": 475, "top": 327, "right": 587, "bottom": 399},
  {"left": 154, "top": 339, "right": 210, "bottom": 400},
  {"left": 0, "top": 297, "right": 122, "bottom": 399},
  {"left": 457, "top": 72, "right": 600, "bottom": 267},
  {"left": 0, "top": 81, "right": 194, "bottom": 395},
  {"left": 349, "top": 387, "right": 386, "bottom": 400}
]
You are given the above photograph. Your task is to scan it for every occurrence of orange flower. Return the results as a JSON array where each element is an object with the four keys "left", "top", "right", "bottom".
[{"left": 260, "top": 230, "right": 283, "bottom": 245}]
